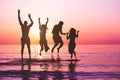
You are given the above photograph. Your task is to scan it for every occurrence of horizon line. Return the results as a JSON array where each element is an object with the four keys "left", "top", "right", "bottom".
[{"left": 0, "top": 43, "right": 120, "bottom": 45}]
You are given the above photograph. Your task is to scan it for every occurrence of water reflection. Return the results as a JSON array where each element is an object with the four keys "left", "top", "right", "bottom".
[
  {"left": 21, "top": 60, "right": 31, "bottom": 80},
  {"left": 53, "top": 61, "right": 64, "bottom": 80},
  {"left": 38, "top": 61, "right": 64, "bottom": 79},
  {"left": 20, "top": 60, "right": 78, "bottom": 80},
  {"left": 39, "top": 62, "right": 48, "bottom": 71},
  {"left": 68, "top": 61, "right": 77, "bottom": 80},
  {"left": 68, "top": 61, "right": 77, "bottom": 72},
  {"left": 38, "top": 60, "right": 77, "bottom": 80}
]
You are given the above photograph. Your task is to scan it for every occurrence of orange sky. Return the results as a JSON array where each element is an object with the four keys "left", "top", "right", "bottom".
[{"left": 0, "top": 0, "right": 120, "bottom": 44}]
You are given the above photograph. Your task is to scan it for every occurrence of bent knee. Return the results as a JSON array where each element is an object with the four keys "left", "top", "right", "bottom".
[{"left": 40, "top": 48, "right": 43, "bottom": 51}]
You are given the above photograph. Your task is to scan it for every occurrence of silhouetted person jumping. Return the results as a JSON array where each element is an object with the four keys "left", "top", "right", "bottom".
[
  {"left": 18, "top": 9, "right": 33, "bottom": 61},
  {"left": 66, "top": 28, "right": 79, "bottom": 60},
  {"left": 51, "top": 21, "right": 66, "bottom": 60},
  {"left": 38, "top": 18, "right": 49, "bottom": 56}
]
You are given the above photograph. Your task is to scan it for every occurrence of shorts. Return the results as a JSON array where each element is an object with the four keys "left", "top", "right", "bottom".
[
  {"left": 21, "top": 37, "right": 30, "bottom": 44},
  {"left": 53, "top": 36, "right": 63, "bottom": 44}
]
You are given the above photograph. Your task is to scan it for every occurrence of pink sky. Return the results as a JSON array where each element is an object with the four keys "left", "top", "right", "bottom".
[{"left": 0, "top": 0, "right": 120, "bottom": 44}]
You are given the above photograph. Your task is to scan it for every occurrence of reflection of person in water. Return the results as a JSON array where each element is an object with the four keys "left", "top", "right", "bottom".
[
  {"left": 53, "top": 62, "right": 63, "bottom": 80},
  {"left": 39, "top": 62, "right": 48, "bottom": 71},
  {"left": 21, "top": 61, "right": 31, "bottom": 80},
  {"left": 38, "top": 18, "right": 49, "bottom": 56},
  {"left": 68, "top": 61, "right": 77, "bottom": 80},
  {"left": 66, "top": 28, "right": 79, "bottom": 59},
  {"left": 68, "top": 61, "right": 76, "bottom": 72},
  {"left": 39, "top": 62, "right": 48, "bottom": 80},
  {"left": 18, "top": 9, "right": 33, "bottom": 61}
]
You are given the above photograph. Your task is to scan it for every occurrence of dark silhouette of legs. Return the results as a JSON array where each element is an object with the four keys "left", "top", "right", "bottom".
[
  {"left": 57, "top": 43, "right": 63, "bottom": 60},
  {"left": 45, "top": 46, "right": 49, "bottom": 52},
  {"left": 39, "top": 40, "right": 49, "bottom": 56},
  {"left": 51, "top": 43, "right": 58, "bottom": 52},
  {"left": 70, "top": 53, "right": 73, "bottom": 59},
  {"left": 68, "top": 43, "right": 77, "bottom": 59},
  {"left": 51, "top": 43, "right": 58, "bottom": 59},
  {"left": 21, "top": 38, "right": 31, "bottom": 61},
  {"left": 70, "top": 52, "right": 77, "bottom": 60},
  {"left": 57, "top": 41, "right": 63, "bottom": 60},
  {"left": 40, "top": 44, "right": 43, "bottom": 56},
  {"left": 26, "top": 41, "right": 31, "bottom": 60},
  {"left": 57, "top": 42, "right": 63, "bottom": 53},
  {"left": 73, "top": 52, "right": 77, "bottom": 60},
  {"left": 44, "top": 40, "right": 49, "bottom": 52},
  {"left": 21, "top": 41, "right": 25, "bottom": 61}
]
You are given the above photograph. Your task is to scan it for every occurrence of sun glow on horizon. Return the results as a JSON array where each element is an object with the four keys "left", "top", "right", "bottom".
[
  {"left": 29, "top": 25, "right": 39, "bottom": 44},
  {"left": 29, "top": 24, "right": 54, "bottom": 44}
]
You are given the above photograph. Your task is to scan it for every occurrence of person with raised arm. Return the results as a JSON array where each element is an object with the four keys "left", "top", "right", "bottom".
[
  {"left": 18, "top": 9, "right": 33, "bottom": 61},
  {"left": 66, "top": 28, "right": 79, "bottom": 60},
  {"left": 38, "top": 18, "right": 49, "bottom": 56}
]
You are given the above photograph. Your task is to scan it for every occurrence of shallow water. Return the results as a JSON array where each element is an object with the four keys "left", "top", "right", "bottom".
[{"left": 0, "top": 44, "right": 120, "bottom": 80}]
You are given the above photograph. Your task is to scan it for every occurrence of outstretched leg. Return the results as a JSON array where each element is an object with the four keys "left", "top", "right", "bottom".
[
  {"left": 44, "top": 40, "right": 49, "bottom": 52},
  {"left": 51, "top": 43, "right": 58, "bottom": 53},
  {"left": 40, "top": 43, "right": 43, "bottom": 56},
  {"left": 51, "top": 43, "right": 58, "bottom": 59},
  {"left": 57, "top": 42, "right": 63, "bottom": 60},
  {"left": 57, "top": 42, "right": 63, "bottom": 53}
]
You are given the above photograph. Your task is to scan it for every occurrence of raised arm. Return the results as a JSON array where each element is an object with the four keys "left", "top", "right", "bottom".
[
  {"left": 38, "top": 18, "right": 41, "bottom": 29},
  {"left": 45, "top": 18, "right": 49, "bottom": 26},
  {"left": 18, "top": 9, "right": 23, "bottom": 26},
  {"left": 28, "top": 14, "right": 33, "bottom": 27},
  {"left": 76, "top": 30, "right": 79, "bottom": 38}
]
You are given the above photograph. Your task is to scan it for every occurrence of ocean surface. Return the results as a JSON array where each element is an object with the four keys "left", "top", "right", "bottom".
[{"left": 0, "top": 44, "right": 120, "bottom": 80}]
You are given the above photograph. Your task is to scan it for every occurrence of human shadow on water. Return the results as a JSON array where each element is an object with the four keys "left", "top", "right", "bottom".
[
  {"left": 53, "top": 61, "right": 64, "bottom": 80},
  {"left": 38, "top": 61, "right": 64, "bottom": 80},
  {"left": 68, "top": 61, "right": 77, "bottom": 80},
  {"left": 21, "top": 60, "right": 31, "bottom": 80},
  {"left": 52, "top": 61, "right": 77, "bottom": 80},
  {"left": 68, "top": 61, "right": 77, "bottom": 72},
  {"left": 38, "top": 61, "right": 52, "bottom": 80},
  {"left": 39, "top": 62, "right": 48, "bottom": 71},
  {"left": 38, "top": 60, "right": 78, "bottom": 80}
]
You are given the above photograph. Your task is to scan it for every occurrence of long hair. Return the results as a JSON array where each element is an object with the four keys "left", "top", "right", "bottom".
[{"left": 69, "top": 28, "right": 76, "bottom": 37}]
